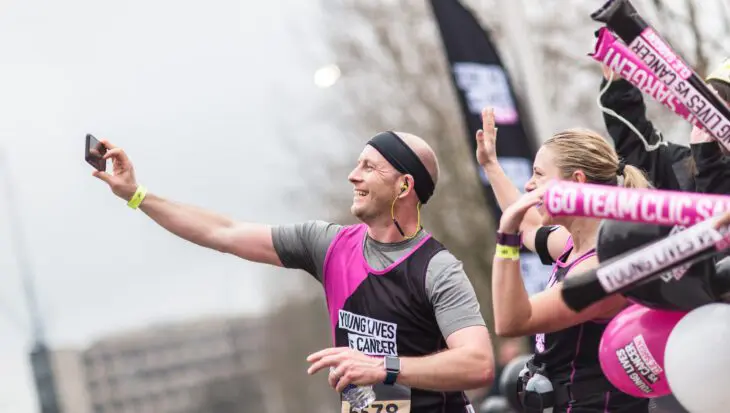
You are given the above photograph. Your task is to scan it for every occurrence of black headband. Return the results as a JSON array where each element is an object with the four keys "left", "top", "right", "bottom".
[{"left": 367, "top": 131, "right": 435, "bottom": 204}]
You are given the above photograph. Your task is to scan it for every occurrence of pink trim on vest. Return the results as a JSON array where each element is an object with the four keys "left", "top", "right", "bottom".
[
  {"left": 550, "top": 237, "right": 607, "bottom": 324},
  {"left": 569, "top": 250, "right": 597, "bottom": 269},
  {"left": 546, "top": 236, "right": 596, "bottom": 287},
  {"left": 553, "top": 236, "right": 575, "bottom": 269},
  {"left": 321, "top": 224, "right": 433, "bottom": 341},
  {"left": 366, "top": 234, "right": 433, "bottom": 275}
]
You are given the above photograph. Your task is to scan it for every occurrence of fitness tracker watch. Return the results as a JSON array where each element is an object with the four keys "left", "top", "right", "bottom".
[
  {"left": 383, "top": 356, "right": 401, "bottom": 385},
  {"left": 496, "top": 231, "right": 522, "bottom": 247}
]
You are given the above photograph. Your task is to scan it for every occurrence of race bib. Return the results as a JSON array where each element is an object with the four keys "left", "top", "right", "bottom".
[
  {"left": 341, "top": 383, "right": 411, "bottom": 413},
  {"left": 342, "top": 400, "right": 410, "bottom": 413}
]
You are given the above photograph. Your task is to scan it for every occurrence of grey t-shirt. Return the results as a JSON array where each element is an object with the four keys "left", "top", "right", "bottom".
[{"left": 271, "top": 220, "right": 486, "bottom": 339}]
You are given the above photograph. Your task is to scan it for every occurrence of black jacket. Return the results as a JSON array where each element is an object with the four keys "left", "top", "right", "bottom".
[{"left": 600, "top": 78, "right": 730, "bottom": 195}]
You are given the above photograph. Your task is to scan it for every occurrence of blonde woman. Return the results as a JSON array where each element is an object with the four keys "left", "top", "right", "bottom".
[{"left": 478, "top": 108, "right": 650, "bottom": 412}]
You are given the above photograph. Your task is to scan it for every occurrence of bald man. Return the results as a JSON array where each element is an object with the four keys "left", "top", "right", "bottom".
[{"left": 93, "top": 131, "right": 494, "bottom": 413}]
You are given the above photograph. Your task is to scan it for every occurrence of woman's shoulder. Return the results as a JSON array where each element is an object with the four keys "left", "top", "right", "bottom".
[{"left": 564, "top": 251, "right": 598, "bottom": 277}]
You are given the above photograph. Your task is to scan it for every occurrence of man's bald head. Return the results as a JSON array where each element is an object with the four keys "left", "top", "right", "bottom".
[{"left": 392, "top": 131, "right": 440, "bottom": 188}]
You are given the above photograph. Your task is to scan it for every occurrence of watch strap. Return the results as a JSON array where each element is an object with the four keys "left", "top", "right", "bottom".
[{"left": 383, "top": 356, "right": 400, "bottom": 385}]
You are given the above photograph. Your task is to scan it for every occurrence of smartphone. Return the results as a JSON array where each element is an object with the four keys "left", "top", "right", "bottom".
[{"left": 85, "top": 134, "right": 107, "bottom": 172}]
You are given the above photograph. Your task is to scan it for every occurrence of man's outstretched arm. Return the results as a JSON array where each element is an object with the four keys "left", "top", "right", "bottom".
[
  {"left": 93, "top": 139, "right": 283, "bottom": 266},
  {"left": 137, "top": 194, "right": 282, "bottom": 265}
]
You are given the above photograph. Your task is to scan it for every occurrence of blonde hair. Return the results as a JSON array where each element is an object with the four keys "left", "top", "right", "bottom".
[{"left": 544, "top": 128, "right": 651, "bottom": 189}]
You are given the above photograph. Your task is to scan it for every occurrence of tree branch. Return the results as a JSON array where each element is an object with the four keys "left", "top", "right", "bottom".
[{"left": 684, "top": 0, "right": 708, "bottom": 76}]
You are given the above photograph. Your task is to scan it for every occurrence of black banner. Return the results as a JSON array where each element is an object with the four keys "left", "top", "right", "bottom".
[{"left": 428, "top": 0, "right": 549, "bottom": 298}]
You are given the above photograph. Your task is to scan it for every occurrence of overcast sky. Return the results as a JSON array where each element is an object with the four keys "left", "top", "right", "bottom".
[{"left": 0, "top": 0, "right": 335, "bottom": 411}]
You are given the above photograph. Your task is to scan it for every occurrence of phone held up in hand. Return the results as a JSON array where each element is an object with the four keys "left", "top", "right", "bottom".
[{"left": 85, "top": 134, "right": 107, "bottom": 172}]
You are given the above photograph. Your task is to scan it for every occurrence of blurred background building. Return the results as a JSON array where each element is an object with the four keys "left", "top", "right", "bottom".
[{"left": 30, "top": 315, "right": 269, "bottom": 413}]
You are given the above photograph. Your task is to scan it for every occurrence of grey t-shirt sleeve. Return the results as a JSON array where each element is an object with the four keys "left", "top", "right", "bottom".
[
  {"left": 426, "top": 250, "right": 486, "bottom": 339},
  {"left": 270, "top": 220, "right": 343, "bottom": 282}
]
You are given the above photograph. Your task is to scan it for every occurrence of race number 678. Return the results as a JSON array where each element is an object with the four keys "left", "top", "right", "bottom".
[{"left": 350, "top": 403, "right": 399, "bottom": 413}]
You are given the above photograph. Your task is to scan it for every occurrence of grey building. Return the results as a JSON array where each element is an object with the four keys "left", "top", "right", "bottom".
[{"left": 31, "top": 315, "right": 269, "bottom": 413}]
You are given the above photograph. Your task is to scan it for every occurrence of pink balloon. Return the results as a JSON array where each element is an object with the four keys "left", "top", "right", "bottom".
[{"left": 599, "top": 304, "right": 687, "bottom": 398}]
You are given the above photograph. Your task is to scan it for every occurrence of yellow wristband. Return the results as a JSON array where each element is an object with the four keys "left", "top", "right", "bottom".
[
  {"left": 127, "top": 185, "right": 148, "bottom": 209},
  {"left": 495, "top": 244, "right": 520, "bottom": 260}
]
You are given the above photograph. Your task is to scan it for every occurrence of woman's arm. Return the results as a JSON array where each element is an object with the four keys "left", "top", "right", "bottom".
[
  {"left": 476, "top": 107, "right": 530, "bottom": 212},
  {"left": 492, "top": 255, "right": 626, "bottom": 337},
  {"left": 493, "top": 189, "right": 626, "bottom": 336},
  {"left": 481, "top": 157, "right": 566, "bottom": 252},
  {"left": 477, "top": 108, "right": 570, "bottom": 261}
]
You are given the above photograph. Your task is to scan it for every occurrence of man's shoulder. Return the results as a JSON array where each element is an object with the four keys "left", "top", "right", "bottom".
[
  {"left": 425, "top": 246, "right": 465, "bottom": 285},
  {"left": 302, "top": 219, "right": 346, "bottom": 230},
  {"left": 275, "top": 219, "right": 348, "bottom": 236},
  {"left": 426, "top": 246, "right": 461, "bottom": 267},
  {"left": 271, "top": 219, "right": 348, "bottom": 255},
  {"left": 420, "top": 234, "right": 460, "bottom": 263}
]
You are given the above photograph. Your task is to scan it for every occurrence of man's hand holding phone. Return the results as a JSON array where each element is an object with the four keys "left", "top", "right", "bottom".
[{"left": 89, "top": 138, "right": 139, "bottom": 202}]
